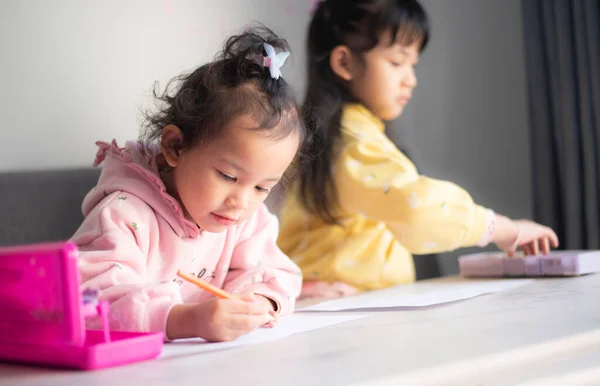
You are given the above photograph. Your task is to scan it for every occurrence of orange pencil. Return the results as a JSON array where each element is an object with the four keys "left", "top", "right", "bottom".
[
  {"left": 176, "top": 270, "right": 275, "bottom": 323},
  {"left": 177, "top": 270, "right": 232, "bottom": 299}
]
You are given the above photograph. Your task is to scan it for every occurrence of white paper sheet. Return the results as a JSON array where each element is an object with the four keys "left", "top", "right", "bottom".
[
  {"left": 300, "top": 278, "right": 533, "bottom": 311},
  {"left": 160, "top": 313, "right": 367, "bottom": 359}
]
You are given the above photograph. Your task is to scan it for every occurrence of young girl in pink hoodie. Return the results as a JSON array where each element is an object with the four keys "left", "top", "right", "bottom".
[{"left": 71, "top": 26, "right": 306, "bottom": 342}]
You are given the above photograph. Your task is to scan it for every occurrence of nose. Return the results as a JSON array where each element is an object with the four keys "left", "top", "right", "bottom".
[
  {"left": 402, "top": 66, "right": 417, "bottom": 88},
  {"left": 225, "top": 188, "right": 250, "bottom": 210}
]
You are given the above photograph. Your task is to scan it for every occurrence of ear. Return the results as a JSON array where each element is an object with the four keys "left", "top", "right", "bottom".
[
  {"left": 329, "top": 45, "right": 355, "bottom": 81},
  {"left": 160, "top": 125, "right": 185, "bottom": 168}
]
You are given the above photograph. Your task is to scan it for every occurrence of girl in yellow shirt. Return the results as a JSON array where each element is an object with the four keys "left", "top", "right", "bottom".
[{"left": 278, "top": 0, "right": 559, "bottom": 298}]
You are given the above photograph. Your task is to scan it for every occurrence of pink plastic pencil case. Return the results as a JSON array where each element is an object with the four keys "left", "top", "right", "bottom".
[
  {"left": 0, "top": 241, "right": 164, "bottom": 370},
  {"left": 458, "top": 250, "right": 600, "bottom": 278}
]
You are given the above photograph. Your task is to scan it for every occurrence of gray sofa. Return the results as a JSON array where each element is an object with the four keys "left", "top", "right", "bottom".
[
  {"left": 0, "top": 168, "right": 286, "bottom": 247},
  {"left": 0, "top": 168, "right": 440, "bottom": 279},
  {"left": 0, "top": 168, "right": 101, "bottom": 247}
]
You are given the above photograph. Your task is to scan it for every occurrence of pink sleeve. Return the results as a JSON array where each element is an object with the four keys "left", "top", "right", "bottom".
[
  {"left": 223, "top": 205, "right": 302, "bottom": 315},
  {"left": 72, "top": 194, "right": 182, "bottom": 336}
]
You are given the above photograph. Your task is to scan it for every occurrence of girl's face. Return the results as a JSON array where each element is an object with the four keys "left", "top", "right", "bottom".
[
  {"left": 347, "top": 33, "right": 421, "bottom": 121},
  {"left": 161, "top": 115, "right": 299, "bottom": 233}
]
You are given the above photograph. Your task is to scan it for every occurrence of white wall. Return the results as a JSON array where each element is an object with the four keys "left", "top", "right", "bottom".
[
  {"left": 2, "top": 0, "right": 532, "bottom": 275},
  {"left": 0, "top": 0, "right": 309, "bottom": 171},
  {"left": 391, "top": 0, "right": 533, "bottom": 274}
]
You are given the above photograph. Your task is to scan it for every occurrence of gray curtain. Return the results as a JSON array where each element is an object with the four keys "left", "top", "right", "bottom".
[{"left": 522, "top": 0, "right": 600, "bottom": 249}]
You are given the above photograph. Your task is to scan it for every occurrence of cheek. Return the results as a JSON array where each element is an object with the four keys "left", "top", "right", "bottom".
[
  {"left": 175, "top": 177, "right": 202, "bottom": 212},
  {"left": 198, "top": 173, "right": 225, "bottom": 202},
  {"left": 364, "top": 64, "right": 393, "bottom": 96},
  {"left": 352, "top": 75, "right": 379, "bottom": 106},
  {"left": 382, "top": 66, "right": 401, "bottom": 89},
  {"left": 174, "top": 165, "right": 215, "bottom": 208},
  {"left": 245, "top": 193, "right": 268, "bottom": 214}
]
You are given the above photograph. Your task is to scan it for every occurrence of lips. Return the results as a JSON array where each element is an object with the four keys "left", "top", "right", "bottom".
[
  {"left": 210, "top": 213, "right": 239, "bottom": 226},
  {"left": 397, "top": 96, "right": 411, "bottom": 105}
]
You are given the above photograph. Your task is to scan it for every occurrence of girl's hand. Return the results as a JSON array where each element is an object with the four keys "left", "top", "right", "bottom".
[
  {"left": 492, "top": 216, "right": 559, "bottom": 257},
  {"left": 254, "top": 294, "right": 279, "bottom": 328},
  {"left": 511, "top": 219, "right": 559, "bottom": 256},
  {"left": 166, "top": 292, "right": 272, "bottom": 342}
]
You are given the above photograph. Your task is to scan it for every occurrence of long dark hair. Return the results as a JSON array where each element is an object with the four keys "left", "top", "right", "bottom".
[{"left": 298, "top": 0, "right": 429, "bottom": 224}]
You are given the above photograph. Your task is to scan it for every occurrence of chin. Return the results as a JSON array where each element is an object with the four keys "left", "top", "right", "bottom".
[
  {"left": 385, "top": 107, "right": 406, "bottom": 121},
  {"left": 198, "top": 223, "right": 229, "bottom": 233},
  {"left": 375, "top": 107, "right": 403, "bottom": 122}
]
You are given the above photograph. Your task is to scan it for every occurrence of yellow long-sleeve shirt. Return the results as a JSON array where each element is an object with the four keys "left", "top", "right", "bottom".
[{"left": 277, "top": 104, "right": 489, "bottom": 291}]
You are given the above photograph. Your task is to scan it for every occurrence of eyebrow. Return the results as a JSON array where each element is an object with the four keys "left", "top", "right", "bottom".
[
  {"left": 399, "top": 48, "right": 415, "bottom": 57},
  {"left": 219, "top": 158, "right": 281, "bottom": 182},
  {"left": 392, "top": 47, "right": 420, "bottom": 63}
]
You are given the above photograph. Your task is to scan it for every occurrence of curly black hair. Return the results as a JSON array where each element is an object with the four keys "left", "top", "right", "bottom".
[{"left": 140, "top": 24, "right": 306, "bottom": 154}]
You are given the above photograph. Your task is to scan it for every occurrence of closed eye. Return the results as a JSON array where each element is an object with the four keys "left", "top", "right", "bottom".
[
  {"left": 255, "top": 186, "right": 270, "bottom": 194},
  {"left": 218, "top": 171, "right": 236, "bottom": 182}
]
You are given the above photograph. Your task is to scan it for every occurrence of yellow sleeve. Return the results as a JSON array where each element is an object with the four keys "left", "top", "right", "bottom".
[{"left": 335, "top": 134, "right": 488, "bottom": 254}]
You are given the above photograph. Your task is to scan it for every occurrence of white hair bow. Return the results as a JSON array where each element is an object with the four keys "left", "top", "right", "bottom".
[{"left": 262, "top": 43, "right": 290, "bottom": 80}]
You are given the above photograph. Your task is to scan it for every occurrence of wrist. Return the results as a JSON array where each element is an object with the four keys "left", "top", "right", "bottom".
[
  {"left": 492, "top": 215, "right": 519, "bottom": 248},
  {"left": 476, "top": 209, "right": 496, "bottom": 247},
  {"left": 166, "top": 304, "right": 195, "bottom": 340}
]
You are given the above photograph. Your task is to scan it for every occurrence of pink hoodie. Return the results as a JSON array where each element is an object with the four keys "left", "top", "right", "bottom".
[{"left": 71, "top": 140, "right": 301, "bottom": 336}]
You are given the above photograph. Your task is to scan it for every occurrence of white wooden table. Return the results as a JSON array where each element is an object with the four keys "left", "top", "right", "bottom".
[{"left": 3, "top": 275, "right": 600, "bottom": 386}]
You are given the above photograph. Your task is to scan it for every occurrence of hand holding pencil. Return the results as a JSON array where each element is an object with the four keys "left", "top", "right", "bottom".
[{"left": 165, "top": 271, "right": 277, "bottom": 342}]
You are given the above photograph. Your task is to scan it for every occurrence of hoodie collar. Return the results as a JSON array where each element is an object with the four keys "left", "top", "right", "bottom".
[{"left": 83, "top": 140, "right": 200, "bottom": 239}]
